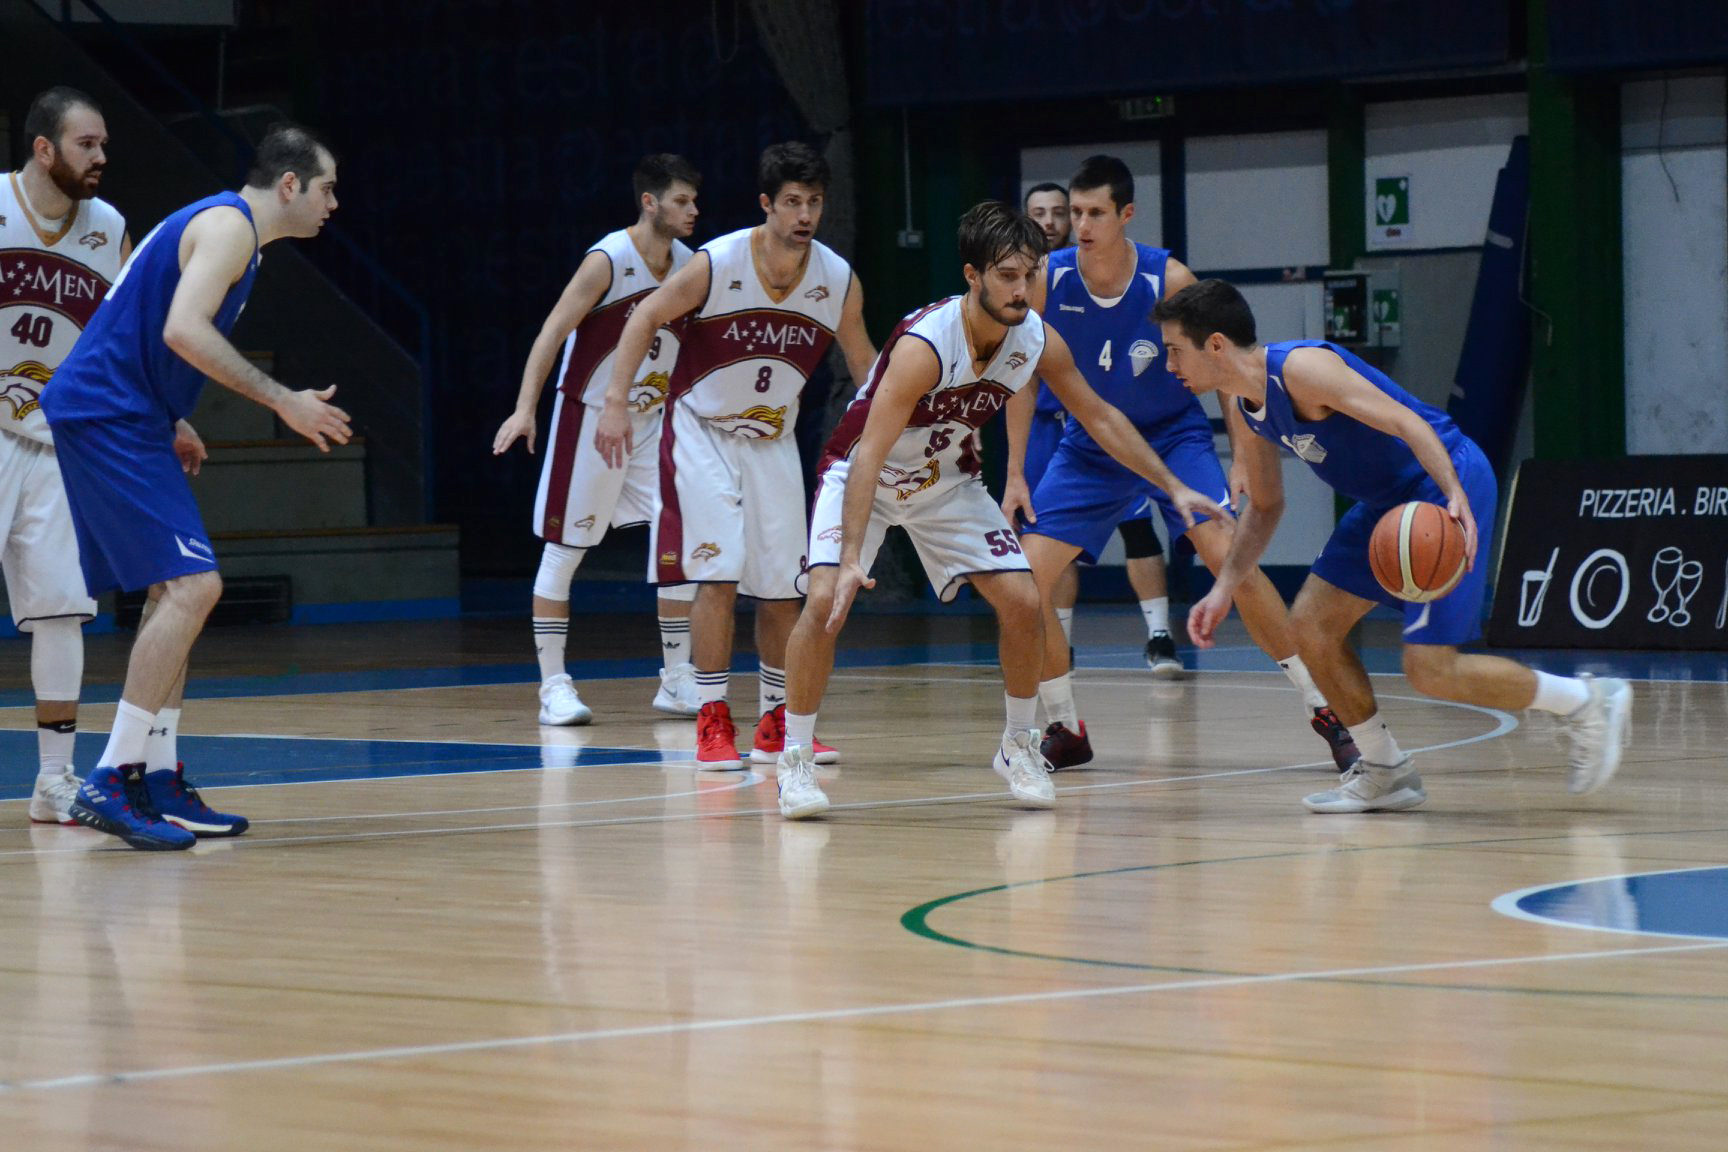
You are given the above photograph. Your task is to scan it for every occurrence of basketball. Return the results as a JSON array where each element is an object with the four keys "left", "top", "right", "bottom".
[{"left": 1369, "top": 501, "right": 1468, "bottom": 602}]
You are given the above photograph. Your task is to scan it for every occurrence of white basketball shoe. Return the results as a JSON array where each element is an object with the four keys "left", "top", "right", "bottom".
[
  {"left": 652, "top": 662, "right": 701, "bottom": 717},
  {"left": 29, "top": 767, "right": 82, "bottom": 825},
  {"left": 1563, "top": 673, "right": 1632, "bottom": 795},
  {"left": 993, "top": 729, "right": 1056, "bottom": 809},
  {"left": 538, "top": 674, "right": 593, "bottom": 726},
  {"left": 776, "top": 743, "right": 831, "bottom": 820},
  {"left": 1303, "top": 757, "right": 1427, "bottom": 813}
]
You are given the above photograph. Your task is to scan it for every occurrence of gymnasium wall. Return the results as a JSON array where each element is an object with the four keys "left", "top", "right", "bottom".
[{"left": 1620, "top": 74, "right": 1728, "bottom": 455}]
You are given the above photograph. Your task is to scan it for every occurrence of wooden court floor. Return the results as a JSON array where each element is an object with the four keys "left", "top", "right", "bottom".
[{"left": 2, "top": 612, "right": 1726, "bottom": 1150}]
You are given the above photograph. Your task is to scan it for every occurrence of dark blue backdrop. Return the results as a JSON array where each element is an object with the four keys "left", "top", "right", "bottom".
[
  {"left": 865, "top": 0, "right": 1511, "bottom": 104},
  {"left": 306, "top": 0, "right": 809, "bottom": 570}
]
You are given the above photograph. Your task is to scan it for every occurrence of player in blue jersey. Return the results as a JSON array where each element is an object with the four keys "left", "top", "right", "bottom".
[
  {"left": 1009, "top": 156, "right": 1358, "bottom": 773},
  {"left": 1022, "top": 178, "right": 1180, "bottom": 677},
  {"left": 41, "top": 123, "right": 351, "bottom": 849},
  {"left": 1153, "top": 278, "right": 1631, "bottom": 812}
]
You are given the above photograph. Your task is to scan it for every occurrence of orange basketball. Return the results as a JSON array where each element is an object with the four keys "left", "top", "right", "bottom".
[{"left": 1369, "top": 501, "right": 1468, "bottom": 603}]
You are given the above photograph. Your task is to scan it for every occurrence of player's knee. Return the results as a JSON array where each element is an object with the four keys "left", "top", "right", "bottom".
[
  {"left": 167, "top": 569, "right": 223, "bottom": 615},
  {"left": 533, "top": 542, "right": 584, "bottom": 601},
  {"left": 993, "top": 576, "right": 1043, "bottom": 628},
  {"left": 1401, "top": 645, "right": 1457, "bottom": 696}
]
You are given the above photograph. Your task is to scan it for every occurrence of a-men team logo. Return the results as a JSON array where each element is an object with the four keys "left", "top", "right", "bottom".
[
  {"left": 691, "top": 542, "right": 722, "bottom": 561},
  {"left": 0, "top": 360, "right": 51, "bottom": 421},
  {"left": 804, "top": 284, "right": 829, "bottom": 302},
  {"left": 722, "top": 316, "right": 821, "bottom": 355},
  {"left": 817, "top": 525, "right": 843, "bottom": 543},
  {"left": 1005, "top": 351, "right": 1028, "bottom": 371},
  {"left": 630, "top": 370, "right": 670, "bottom": 413},
  {"left": 878, "top": 460, "right": 940, "bottom": 501},
  {"left": 710, "top": 403, "right": 787, "bottom": 440},
  {"left": 922, "top": 379, "right": 1012, "bottom": 428},
  {"left": 78, "top": 231, "right": 108, "bottom": 250}
]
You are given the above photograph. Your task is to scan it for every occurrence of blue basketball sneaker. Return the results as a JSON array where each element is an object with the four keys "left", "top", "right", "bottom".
[
  {"left": 146, "top": 764, "right": 250, "bottom": 837},
  {"left": 69, "top": 764, "right": 196, "bottom": 850}
]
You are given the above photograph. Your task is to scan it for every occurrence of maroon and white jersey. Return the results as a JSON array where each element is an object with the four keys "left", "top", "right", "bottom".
[
  {"left": 0, "top": 174, "right": 127, "bottom": 444},
  {"left": 666, "top": 226, "right": 848, "bottom": 441},
  {"left": 821, "top": 295, "right": 1045, "bottom": 503},
  {"left": 557, "top": 228, "right": 692, "bottom": 410}
]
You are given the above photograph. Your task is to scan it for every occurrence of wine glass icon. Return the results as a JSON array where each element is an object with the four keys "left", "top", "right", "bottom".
[{"left": 1648, "top": 546, "right": 1703, "bottom": 627}]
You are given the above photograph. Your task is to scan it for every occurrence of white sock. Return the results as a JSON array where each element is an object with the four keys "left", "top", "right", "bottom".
[
  {"left": 1351, "top": 712, "right": 1406, "bottom": 768},
  {"left": 785, "top": 710, "right": 817, "bottom": 750},
  {"left": 1139, "top": 596, "right": 1169, "bottom": 637},
  {"left": 1277, "top": 654, "right": 1329, "bottom": 711},
  {"left": 1531, "top": 671, "right": 1591, "bottom": 715},
  {"left": 1005, "top": 692, "right": 1037, "bottom": 737},
  {"left": 144, "top": 706, "right": 181, "bottom": 773},
  {"left": 97, "top": 700, "right": 155, "bottom": 769},
  {"left": 658, "top": 614, "right": 691, "bottom": 669},
  {"left": 1037, "top": 674, "right": 1078, "bottom": 727},
  {"left": 694, "top": 669, "right": 729, "bottom": 706},
  {"left": 533, "top": 614, "right": 568, "bottom": 682},
  {"left": 758, "top": 664, "right": 787, "bottom": 717},
  {"left": 1055, "top": 607, "right": 1074, "bottom": 644},
  {"left": 37, "top": 719, "right": 75, "bottom": 781}
]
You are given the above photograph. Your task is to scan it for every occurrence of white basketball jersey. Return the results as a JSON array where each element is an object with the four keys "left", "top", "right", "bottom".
[
  {"left": 667, "top": 226, "right": 849, "bottom": 440},
  {"left": 557, "top": 229, "right": 692, "bottom": 410},
  {"left": 0, "top": 174, "right": 127, "bottom": 444},
  {"left": 821, "top": 295, "right": 1045, "bottom": 502}
]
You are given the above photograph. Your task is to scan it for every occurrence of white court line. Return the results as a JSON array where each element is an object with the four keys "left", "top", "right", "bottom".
[
  {"left": 5, "top": 937, "right": 1721, "bottom": 1095},
  {"left": 0, "top": 693, "right": 1516, "bottom": 857}
]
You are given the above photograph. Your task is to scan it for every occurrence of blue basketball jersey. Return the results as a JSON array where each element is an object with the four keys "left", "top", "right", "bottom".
[
  {"left": 1041, "top": 242, "right": 1210, "bottom": 449},
  {"left": 44, "top": 192, "right": 260, "bottom": 425},
  {"left": 1243, "top": 340, "right": 1473, "bottom": 506}
]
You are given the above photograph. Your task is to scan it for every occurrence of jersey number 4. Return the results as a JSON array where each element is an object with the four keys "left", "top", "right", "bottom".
[{"left": 1097, "top": 340, "right": 1113, "bottom": 372}]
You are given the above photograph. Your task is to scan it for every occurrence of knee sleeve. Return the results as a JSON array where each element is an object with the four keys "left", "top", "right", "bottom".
[
  {"left": 1118, "top": 517, "right": 1162, "bottom": 561},
  {"left": 532, "top": 542, "right": 585, "bottom": 601},
  {"left": 656, "top": 581, "right": 697, "bottom": 604},
  {"left": 29, "top": 616, "right": 83, "bottom": 702}
]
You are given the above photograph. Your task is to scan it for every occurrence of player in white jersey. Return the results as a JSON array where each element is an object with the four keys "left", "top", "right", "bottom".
[
  {"left": 1, "top": 88, "right": 131, "bottom": 824},
  {"left": 596, "top": 143, "right": 878, "bottom": 771},
  {"left": 769, "top": 202, "right": 1229, "bottom": 819},
  {"left": 493, "top": 155, "right": 702, "bottom": 725}
]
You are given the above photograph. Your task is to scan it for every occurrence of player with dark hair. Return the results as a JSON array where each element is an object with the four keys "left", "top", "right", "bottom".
[
  {"left": 770, "top": 201, "right": 1227, "bottom": 819},
  {"left": 1023, "top": 181, "right": 1070, "bottom": 251},
  {"left": 1014, "top": 154, "right": 1359, "bottom": 773},
  {"left": 43, "top": 122, "right": 350, "bottom": 849},
  {"left": 1154, "top": 277, "right": 1630, "bottom": 812},
  {"left": 2, "top": 86, "right": 130, "bottom": 824},
  {"left": 494, "top": 154, "right": 703, "bottom": 724},
  {"left": 595, "top": 142, "right": 878, "bottom": 770}
]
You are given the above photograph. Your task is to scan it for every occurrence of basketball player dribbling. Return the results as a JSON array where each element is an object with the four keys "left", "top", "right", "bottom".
[
  {"left": 1154, "top": 278, "right": 1631, "bottom": 813},
  {"left": 44, "top": 123, "right": 351, "bottom": 849},
  {"left": 493, "top": 155, "right": 703, "bottom": 726},
  {"left": 771, "top": 202, "right": 1229, "bottom": 819},
  {"left": 594, "top": 142, "right": 878, "bottom": 771},
  {"left": 1016, "top": 155, "right": 1360, "bottom": 775},
  {"left": 1, "top": 87, "right": 129, "bottom": 825}
]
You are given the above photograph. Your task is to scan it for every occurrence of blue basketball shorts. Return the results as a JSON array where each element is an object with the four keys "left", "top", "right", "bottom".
[
  {"left": 1311, "top": 439, "right": 1498, "bottom": 647},
  {"left": 51, "top": 416, "right": 217, "bottom": 596},
  {"left": 1023, "top": 409, "right": 1064, "bottom": 493},
  {"left": 1024, "top": 426, "right": 1230, "bottom": 564}
]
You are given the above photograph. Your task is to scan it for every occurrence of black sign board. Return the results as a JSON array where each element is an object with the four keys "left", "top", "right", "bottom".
[{"left": 1489, "top": 457, "right": 1728, "bottom": 650}]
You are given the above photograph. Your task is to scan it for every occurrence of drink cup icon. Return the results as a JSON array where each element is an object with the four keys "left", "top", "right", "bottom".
[{"left": 1518, "top": 548, "right": 1558, "bottom": 627}]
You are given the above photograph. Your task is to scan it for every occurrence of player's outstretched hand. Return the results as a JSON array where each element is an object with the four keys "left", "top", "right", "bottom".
[
  {"left": 173, "top": 419, "right": 208, "bottom": 476},
  {"left": 1186, "top": 583, "right": 1233, "bottom": 650},
  {"left": 278, "top": 386, "right": 352, "bottom": 453},
  {"left": 1000, "top": 473, "right": 1035, "bottom": 529},
  {"left": 1447, "top": 491, "right": 1479, "bottom": 570},
  {"left": 593, "top": 401, "right": 632, "bottom": 469},
  {"left": 826, "top": 561, "right": 875, "bottom": 634},
  {"left": 493, "top": 409, "right": 537, "bottom": 456},
  {"left": 1171, "top": 485, "right": 1233, "bottom": 530}
]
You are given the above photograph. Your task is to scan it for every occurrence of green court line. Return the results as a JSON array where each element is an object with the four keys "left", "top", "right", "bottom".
[{"left": 900, "top": 826, "right": 1728, "bottom": 1002}]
